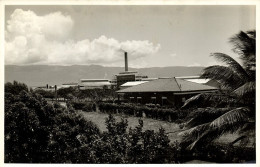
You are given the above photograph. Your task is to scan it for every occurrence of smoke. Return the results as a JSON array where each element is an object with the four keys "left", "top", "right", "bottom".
[{"left": 5, "top": 9, "right": 161, "bottom": 66}]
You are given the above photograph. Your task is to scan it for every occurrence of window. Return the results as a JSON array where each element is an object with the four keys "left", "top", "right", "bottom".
[
  {"left": 129, "top": 97, "right": 134, "bottom": 103},
  {"left": 137, "top": 97, "right": 142, "bottom": 103},
  {"left": 162, "top": 97, "right": 167, "bottom": 105},
  {"left": 151, "top": 97, "right": 156, "bottom": 104}
]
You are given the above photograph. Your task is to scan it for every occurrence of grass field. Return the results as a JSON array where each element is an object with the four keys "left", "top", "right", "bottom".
[
  {"left": 79, "top": 111, "right": 182, "bottom": 143},
  {"left": 79, "top": 111, "right": 248, "bottom": 146}
]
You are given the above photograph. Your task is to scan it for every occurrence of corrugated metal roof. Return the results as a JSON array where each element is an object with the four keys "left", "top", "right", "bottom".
[
  {"left": 79, "top": 82, "right": 111, "bottom": 86},
  {"left": 80, "top": 79, "right": 109, "bottom": 82},
  {"left": 185, "top": 79, "right": 211, "bottom": 84},
  {"left": 121, "top": 81, "right": 148, "bottom": 87},
  {"left": 117, "top": 77, "right": 217, "bottom": 93}
]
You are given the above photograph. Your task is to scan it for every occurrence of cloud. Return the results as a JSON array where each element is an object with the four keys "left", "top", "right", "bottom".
[
  {"left": 5, "top": 9, "right": 160, "bottom": 66},
  {"left": 6, "top": 9, "right": 73, "bottom": 41}
]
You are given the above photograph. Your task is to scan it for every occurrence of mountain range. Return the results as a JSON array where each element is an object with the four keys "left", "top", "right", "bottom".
[{"left": 5, "top": 65, "right": 205, "bottom": 87}]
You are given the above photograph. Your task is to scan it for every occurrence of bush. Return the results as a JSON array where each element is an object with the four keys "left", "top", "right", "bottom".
[
  {"left": 98, "top": 102, "right": 183, "bottom": 122},
  {"left": 34, "top": 89, "right": 55, "bottom": 99},
  {"left": 192, "top": 143, "right": 256, "bottom": 163},
  {"left": 88, "top": 114, "right": 174, "bottom": 163},
  {"left": 70, "top": 101, "right": 95, "bottom": 112}
]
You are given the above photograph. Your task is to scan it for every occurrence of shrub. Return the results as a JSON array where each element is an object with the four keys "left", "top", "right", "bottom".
[
  {"left": 98, "top": 102, "right": 183, "bottom": 122},
  {"left": 70, "top": 101, "right": 95, "bottom": 112},
  {"left": 192, "top": 143, "right": 256, "bottom": 163},
  {"left": 90, "top": 115, "right": 173, "bottom": 163},
  {"left": 34, "top": 89, "right": 55, "bottom": 99}
]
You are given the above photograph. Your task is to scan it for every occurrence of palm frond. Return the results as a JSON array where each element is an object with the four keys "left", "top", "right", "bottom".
[
  {"left": 233, "top": 121, "right": 255, "bottom": 147},
  {"left": 229, "top": 31, "right": 256, "bottom": 71},
  {"left": 210, "top": 53, "right": 250, "bottom": 82},
  {"left": 178, "top": 123, "right": 209, "bottom": 142},
  {"left": 185, "top": 107, "right": 232, "bottom": 128},
  {"left": 201, "top": 65, "right": 243, "bottom": 90},
  {"left": 246, "top": 30, "right": 256, "bottom": 39},
  {"left": 181, "top": 93, "right": 239, "bottom": 109},
  {"left": 181, "top": 93, "right": 203, "bottom": 109},
  {"left": 209, "top": 107, "right": 250, "bottom": 128},
  {"left": 233, "top": 82, "right": 255, "bottom": 98},
  {"left": 181, "top": 107, "right": 251, "bottom": 150}
]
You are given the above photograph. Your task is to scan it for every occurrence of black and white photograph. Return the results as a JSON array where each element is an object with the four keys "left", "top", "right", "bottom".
[{"left": 1, "top": 0, "right": 258, "bottom": 165}]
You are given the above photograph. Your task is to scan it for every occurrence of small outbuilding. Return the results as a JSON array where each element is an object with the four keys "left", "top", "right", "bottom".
[{"left": 117, "top": 77, "right": 218, "bottom": 107}]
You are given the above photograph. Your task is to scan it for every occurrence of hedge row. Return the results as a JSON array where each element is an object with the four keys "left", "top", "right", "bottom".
[
  {"left": 70, "top": 101, "right": 96, "bottom": 112},
  {"left": 98, "top": 102, "right": 189, "bottom": 122}
]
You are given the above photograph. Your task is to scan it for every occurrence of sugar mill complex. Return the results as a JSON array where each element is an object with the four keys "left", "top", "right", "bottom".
[{"left": 35, "top": 51, "right": 220, "bottom": 106}]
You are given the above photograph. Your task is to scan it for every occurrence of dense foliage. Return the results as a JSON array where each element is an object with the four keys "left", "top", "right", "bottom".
[
  {"left": 34, "top": 89, "right": 55, "bottom": 99},
  {"left": 70, "top": 101, "right": 96, "bottom": 111},
  {"left": 85, "top": 115, "right": 173, "bottom": 163},
  {"left": 5, "top": 81, "right": 101, "bottom": 163},
  {"left": 5, "top": 81, "right": 176, "bottom": 163},
  {"left": 98, "top": 102, "right": 189, "bottom": 122}
]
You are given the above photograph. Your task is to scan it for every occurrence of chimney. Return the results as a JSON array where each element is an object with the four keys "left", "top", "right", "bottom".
[{"left": 124, "top": 52, "right": 128, "bottom": 72}]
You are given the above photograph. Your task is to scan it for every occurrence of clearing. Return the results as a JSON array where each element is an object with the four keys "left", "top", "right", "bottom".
[
  {"left": 79, "top": 111, "right": 248, "bottom": 146},
  {"left": 79, "top": 111, "right": 182, "bottom": 143}
]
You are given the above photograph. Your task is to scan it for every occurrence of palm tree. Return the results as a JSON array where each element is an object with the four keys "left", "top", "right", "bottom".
[{"left": 180, "top": 30, "right": 256, "bottom": 150}]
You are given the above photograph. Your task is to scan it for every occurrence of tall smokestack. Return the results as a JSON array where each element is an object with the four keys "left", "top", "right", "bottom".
[{"left": 124, "top": 52, "right": 128, "bottom": 72}]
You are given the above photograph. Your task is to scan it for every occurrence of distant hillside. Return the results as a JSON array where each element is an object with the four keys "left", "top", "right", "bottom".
[{"left": 5, "top": 65, "right": 205, "bottom": 87}]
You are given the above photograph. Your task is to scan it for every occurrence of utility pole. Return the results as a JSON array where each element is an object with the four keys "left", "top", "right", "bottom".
[{"left": 55, "top": 85, "right": 57, "bottom": 102}]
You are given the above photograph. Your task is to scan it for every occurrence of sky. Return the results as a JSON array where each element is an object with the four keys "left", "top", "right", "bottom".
[{"left": 4, "top": 5, "right": 256, "bottom": 67}]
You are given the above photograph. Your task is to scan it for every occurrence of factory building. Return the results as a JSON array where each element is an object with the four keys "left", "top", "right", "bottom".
[
  {"left": 60, "top": 83, "right": 78, "bottom": 88},
  {"left": 77, "top": 52, "right": 148, "bottom": 90},
  {"left": 113, "top": 52, "right": 149, "bottom": 89},
  {"left": 117, "top": 77, "right": 218, "bottom": 107},
  {"left": 78, "top": 79, "right": 112, "bottom": 90}
]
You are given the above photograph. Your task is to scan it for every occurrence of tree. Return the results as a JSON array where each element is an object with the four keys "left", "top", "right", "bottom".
[
  {"left": 180, "top": 30, "right": 256, "bottom": 150},
  {"left": 57, "top": 87, "right": 78, "bottom": 100},
  {"left": 5, "top": 81, "right": 28, "bottom": 95},
  {"left": 34, "top": 89, "right": 55, "bottom": 99},
  {"left": 4, "top": 81, "right": 101, "bottom": 163},
  {"left": 5, "top": 90, "right": 50, "bottom": 162},
  {"left": 5, "top": 81, "right": 174, "bottom": 163}
]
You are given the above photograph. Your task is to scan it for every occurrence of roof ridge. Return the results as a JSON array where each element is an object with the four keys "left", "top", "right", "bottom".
[{"left": 173, "top": 77, "right": 182, "bottom": 91}]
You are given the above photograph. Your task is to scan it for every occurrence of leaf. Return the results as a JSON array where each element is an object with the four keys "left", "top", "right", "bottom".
[
  {"left": 233, "top": 82, "right": 255, "bottom": 98},
  {"left": 179, "top": 123, "right": 209, "bottom": 142},
  {"left": 201, "top": 65, "right": 243, "bottom": 90},
  {"left": 229, "top": 31, "right": 256, "bottom": 70},
  {"left": 181, "top": 107, "right": 251, "bottom": 150},
  {"left": 209, "top": 107, "right": 250, "bottom": 128},
  {"left": 210, "top": 53, "right": 250, "bottom": 83},
  {"left": 184, "top": 107, "right": 232, "bottom": 128},
  {"left": 181, "top": 93, "right": 239, "bottom": 109}
]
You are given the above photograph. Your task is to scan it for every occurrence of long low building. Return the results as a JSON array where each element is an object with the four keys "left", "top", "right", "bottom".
[
  {"left": 79, "top": 79, "right": 112, "bottom": 90},
  {"left": 117, "top": 77, "right": 218, "bottom": 107}
]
